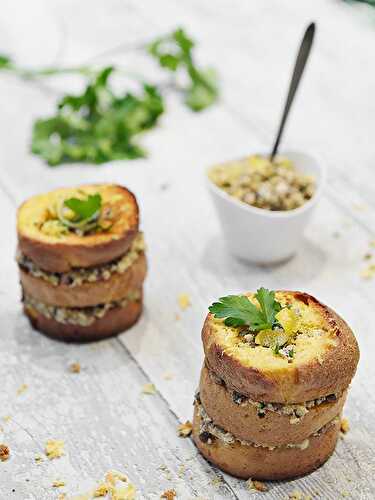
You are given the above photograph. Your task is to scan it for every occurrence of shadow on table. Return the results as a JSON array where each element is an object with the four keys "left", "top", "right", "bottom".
[{"left": 200, "top": 233, "right": 327, "bottom": 289}]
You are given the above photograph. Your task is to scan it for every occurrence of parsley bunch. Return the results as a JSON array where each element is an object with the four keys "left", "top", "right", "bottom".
[
  {"left": 0, "top": 28, "right": 219, "bottom": 166},
  {"left": 209, "top": 288, "right": 282, "bottom": 331},
  {"left": 148, "top": 28, "right": 219, "bottom": 111}
]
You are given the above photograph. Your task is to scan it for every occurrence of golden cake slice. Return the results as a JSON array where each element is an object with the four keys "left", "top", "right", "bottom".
[
  {"left": 17, "top": 184, "right": 139, "bottom": 272},
  {"left": 203, "top": 290, "right": 359, "bottom": 403}
]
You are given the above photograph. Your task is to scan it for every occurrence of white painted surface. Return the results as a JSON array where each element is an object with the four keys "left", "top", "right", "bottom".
[{"left": 0, "top": 1, "right": 375, "bottom": 499}]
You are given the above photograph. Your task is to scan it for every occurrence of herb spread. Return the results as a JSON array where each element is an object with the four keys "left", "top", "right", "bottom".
[
  {"left": 17, "top": 233, "right": 145, "bottom": 287},
  {"left": 195, "top": 395, "right": 338, "bottom": 450},
  {"left": 208, "top": 288, "right": 336, "bottom": 363},
  {"left": 208, "top": 369, "right": 339, "bottom": 423},
  {"left": 24, "top": 290, "right": 141, "bottom": 326},
  {"left": 209, "top": 155, "right": 315, "bottom": 211}
]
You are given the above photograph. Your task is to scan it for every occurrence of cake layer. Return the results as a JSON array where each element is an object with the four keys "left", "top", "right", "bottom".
[
  {"left": 203, "top": 291, "right": 359, "bottom": 402},
  {"left": 199, "top": 364, "right": 346, "bottom": 446},
  {"left": 19, "top": 244, "right": 146, "bottom": 307},
  {"left": 17, "top": 184, "right": 139, "bottom": 272},
  {"left": 192, "top": 400, "right": 340, "bottom": 480},
  {"left": 24, "top": 291, "right": 143, "bottom": 342}
]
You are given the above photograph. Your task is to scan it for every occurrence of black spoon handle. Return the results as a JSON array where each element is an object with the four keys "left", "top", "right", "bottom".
[{"left": 270, "top": 22, "right": 316, "bottom": 162}]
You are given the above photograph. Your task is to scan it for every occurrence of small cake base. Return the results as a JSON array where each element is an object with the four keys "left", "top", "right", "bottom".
[
  {"left": 192, "top": 404, "right": 340, "bottom": 480},
  {"left": 24, "top": 297, "right": 143, "bottom": 343}
]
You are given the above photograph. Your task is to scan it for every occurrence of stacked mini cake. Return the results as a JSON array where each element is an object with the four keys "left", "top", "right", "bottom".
[
  {"left": 17, "top": 184, "right": 146, "bottom": 342},
  {"left": 193, "top": 289, "right": 359, "bottom": 479}
]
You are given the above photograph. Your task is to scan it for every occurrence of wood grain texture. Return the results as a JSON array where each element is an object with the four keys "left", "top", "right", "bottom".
[{"left": 0, "top": 0, "right": 375, "bottom": 498}]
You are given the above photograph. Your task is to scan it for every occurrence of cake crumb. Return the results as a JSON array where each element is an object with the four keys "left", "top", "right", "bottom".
[
  {"left": 45, "top": 439, "right": 65, "bottom": 459},
  {"left": 246, "top": 478, "right": 268, "bottom": 492},
  {"left": 163, "top": 372, "right": 174, "bottom": 380},
  {"left": 52, "top": 480, "right": 66, "bottom": 488},
  {"left": 3, "top": 416, "right": 11, "bottom": 423},
  {"left": 178, "top": 293, "right": 191, "bottom": 310},
  {"left": 17, "top": 384, "right": 28, "bottom": 395},
  {"left": 341, "top": 418, "right": 350, "bottom": 434},
  {"left": 57, "top": 495, "right": 67, "bottom": 500},
  {"left": 211, "top": 477, "right": 223, "bottom": 487},
  {"left": 288, "top": 490, "right": 312, "bottom": 500},
  {"left": 361, "top": 264, "right": 375, "bottom": 279},
  {"left": 69, "top": 362, "right": 81, "bottom": 373},
  {"left": 35, "top": 454, "right": 44, "bottom": 463},
  {"left": 141, "top": 383, "right": 156, "bottom": 395},
  {"left": 0, "top": 444, "right": 10, "bottom": 461},
  {"left": 177, "top": 464, "right": 186, "bottom": 478},
  {"left": 161, "top": 489, "right": 176, "bottom": 499},
  {"left": 93, "top": 483, "right": 110, "bottom": 497},
  {"left": 177, "top": 421, "right": 193, "bottom": 438},
  {"left": 289, "top": 491, "right": 303, "bottom": 500}
]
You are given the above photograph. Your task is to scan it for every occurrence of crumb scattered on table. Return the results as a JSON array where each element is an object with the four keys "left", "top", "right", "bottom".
[
  {"left": 93, "top": 482, "right": 109, "bottom": 497},
  {"left": 69, "top": 362, "right": 81, "bottom": 373},
  {"left": 52, "top": 480, "right": 66, "bottom": 488},
  {"left": 177, "top": 421, "right": 192, "bottom": 438},
  {"left": 3, "top": 416, "right": 11, "bottom": 423},
  {"left": 246, "top": 478, "right": 268, "bottom": 492},
  {"left": 288, "top": 490, "right": 312, "bottom": 500},
  {"left": 360, "top": 264, "right": 375, "bottom": 279},
  {"left": 211, "top": 477, "right": 222, "bottom": 487},
  {"left": 45, "top": 439, "right": 65, "bottom": 459},
  {"left": 341, "top": 418, "right": 350, "bottom": 434},
  {"left": 161, "top": 489, "right": 176, "bottom": 499},
  {"left": 142, "top": 383, "right": 156, "bottom": 395},
  {"left": 17, "top": 384, "right": 28, "bottom": 395},
  {"left": 178, "top": 293, "right": 191, "bottom": 310},
  {"left": 0, "top": 444, "right": 10, "bottom": 461},
  {"left": 163, "top": 372, "right": 174, "bottom": 380}
]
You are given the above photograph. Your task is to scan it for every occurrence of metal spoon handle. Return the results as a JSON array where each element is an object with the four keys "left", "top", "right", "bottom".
[{"left": 270, "top": 22, "right": 315, "bottom": 161}]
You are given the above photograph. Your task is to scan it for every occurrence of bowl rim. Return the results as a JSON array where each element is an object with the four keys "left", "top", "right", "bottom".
[{"left": 205, "top": 150, "right": 326, "bottom": 219}]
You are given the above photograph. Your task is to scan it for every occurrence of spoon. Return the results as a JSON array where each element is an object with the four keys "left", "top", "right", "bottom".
[{"left": 270, "top": 22, "right": 316, "bottom": 162}]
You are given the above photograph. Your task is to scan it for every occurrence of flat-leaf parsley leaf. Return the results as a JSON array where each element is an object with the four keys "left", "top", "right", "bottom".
[{"left": 209, "top": 288, "right": 282, "bottom": 331}]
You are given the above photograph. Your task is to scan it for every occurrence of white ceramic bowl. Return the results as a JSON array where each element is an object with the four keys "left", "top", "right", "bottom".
[{"left": 206, "top": 151, "right": 325, "bottom": 265}]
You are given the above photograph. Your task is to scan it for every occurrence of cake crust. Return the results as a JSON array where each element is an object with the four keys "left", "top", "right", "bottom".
[
  {"left": 17, "top": 184, "right": 139, "bottom": 272},
  {"left": 202, "top": 291, "right": 359, "bottom": 403}
]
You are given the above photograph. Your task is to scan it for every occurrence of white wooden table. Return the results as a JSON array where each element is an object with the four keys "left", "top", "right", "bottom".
[{"left": 1, "top": 1, "right": 375, "bottom": 498}]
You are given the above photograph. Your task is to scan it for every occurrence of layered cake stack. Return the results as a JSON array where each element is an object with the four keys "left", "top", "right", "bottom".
[
  {"left": 17, "top": 184, "right": 146, "bottom": 342},
  {"left": 193, "top": 289, "right": 359, "bottom": 479}
]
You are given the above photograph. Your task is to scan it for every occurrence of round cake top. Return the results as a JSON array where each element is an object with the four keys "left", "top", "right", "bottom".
[
  {"left": 17, "top": 184, "right": 139, "bottom": 272},
  {"left": 203, "top": 290, "right": 359, "bottom": 403}
]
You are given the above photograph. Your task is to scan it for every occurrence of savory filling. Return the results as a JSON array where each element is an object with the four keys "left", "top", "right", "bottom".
[
  {"left": 208, "top": 155, "right": 316, "bottom": 211},
  {"left": 17, "top": 233, "right": 145, "bottom": 287},
  {"left": 208, "top": 368, "right": 339, "bottom": 423},
  {"left": 23, "top": 291, "right": 141, "bottom": 327},
  {"left": 35, "top": 191, "right": 109, "bottom": 237},
  {"left": 195, "top": 394, "right": 338, "bottom": 451},
  {"left": 209, "top": 289, "right": 337, "bottom": 363}
]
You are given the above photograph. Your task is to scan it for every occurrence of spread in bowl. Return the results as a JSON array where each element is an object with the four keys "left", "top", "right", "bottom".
[{"left": 208, "top": 155, "right": 316, "bottom": 211}]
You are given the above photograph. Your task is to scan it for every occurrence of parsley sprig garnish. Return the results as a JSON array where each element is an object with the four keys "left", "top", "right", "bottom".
[
  {"left": 0, "top": 28, "right": 219, "bottom": 166},
  {"left": 64, "top": 194, "right": 102, "bottom": 222},
  {"left": 209, "top": 288, "right": 282, "bottom": 331},
  {"left": 58, "top": 193, "right": 102, "bottom": 233}
]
